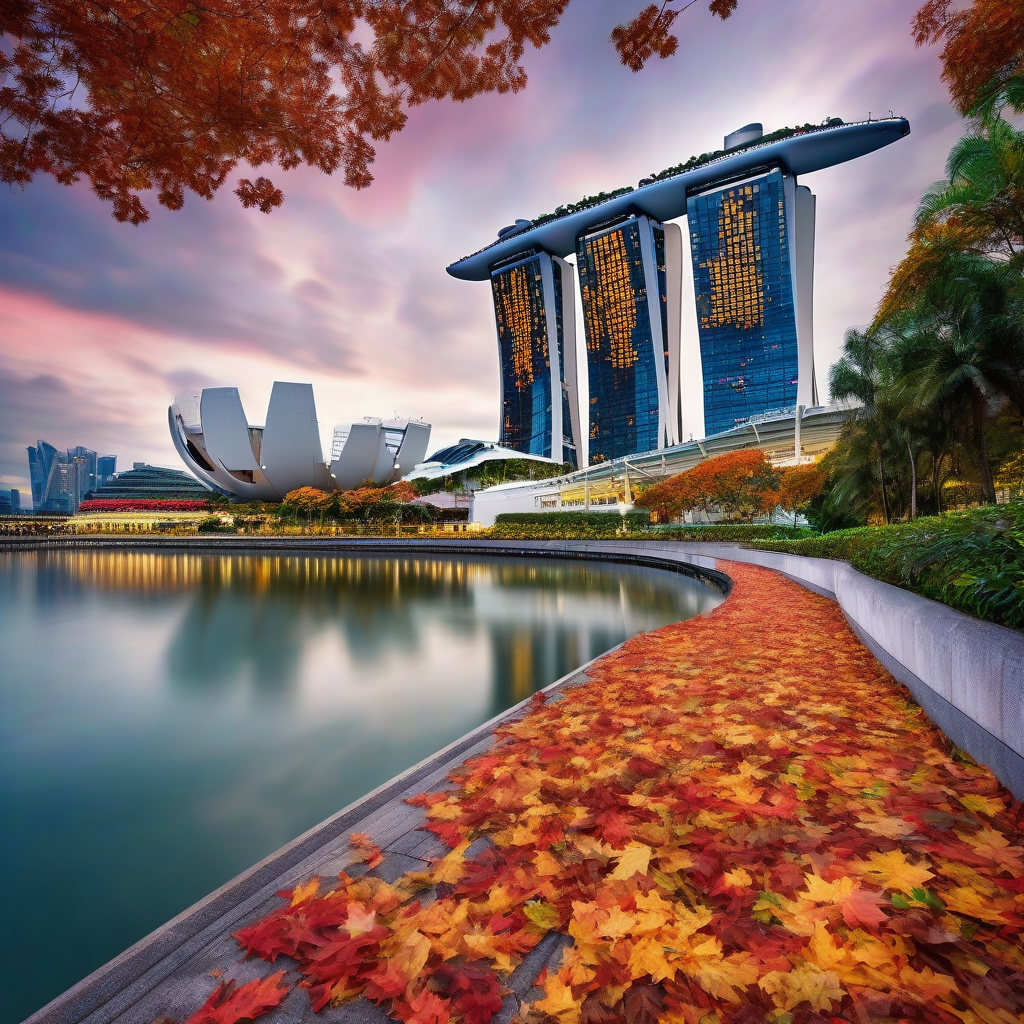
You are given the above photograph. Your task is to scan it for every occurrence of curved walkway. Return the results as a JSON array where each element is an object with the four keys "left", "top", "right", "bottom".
[{"left": 26, "top": 556, "right": 1024, "bottom": 1024}]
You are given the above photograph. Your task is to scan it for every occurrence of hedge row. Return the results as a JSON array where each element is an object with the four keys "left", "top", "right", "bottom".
[
  {"left": 488, "top": 515, "right": 812, "bottom": 542},
  {"left": 652, "top": 524, "right": 814, "bottom": 542},
  {"left": 490, "top": 511, "right": 652, "bottom": 539},
  {"left": 748, "top": 503, "right": 1024, "bottom": 631}
]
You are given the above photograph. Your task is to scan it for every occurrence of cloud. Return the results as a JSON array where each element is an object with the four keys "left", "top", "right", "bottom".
[{"left": 0, "top": 0, "right": 967, "bottom": 476}]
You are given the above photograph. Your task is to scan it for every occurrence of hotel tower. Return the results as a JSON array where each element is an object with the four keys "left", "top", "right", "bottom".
[
  {"left": 450, "top": 117, "right": 910, "bottom": 464},
  {"left": 575, "top": 215, "right": 682, "bottom": 464},
  {"left": 490, "top": 250, "right": 581, "bottom": 467}
]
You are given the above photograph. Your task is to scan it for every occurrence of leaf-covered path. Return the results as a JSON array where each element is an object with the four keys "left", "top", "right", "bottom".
[{"left": 185, "top": 562, "right": 1023, "bottom": 1024}]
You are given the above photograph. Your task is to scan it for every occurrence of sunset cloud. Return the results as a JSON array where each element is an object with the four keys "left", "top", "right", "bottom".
[{"left": 0, "top": 0, "right": 964, "bottom": 498}]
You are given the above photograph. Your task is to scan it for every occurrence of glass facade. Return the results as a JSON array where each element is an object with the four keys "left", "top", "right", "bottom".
[
  {"left": 688, "top": 169, "right": 799, "bottom": 436},
  {"left": 577, "top": 216, "right": 663, "bottom": 464},
  {"left": 490, "top": 253, "right": 577, "bottom": 468}
]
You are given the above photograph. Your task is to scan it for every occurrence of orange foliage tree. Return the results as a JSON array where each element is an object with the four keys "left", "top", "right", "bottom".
[
  {"left": 635, "top": 449, "right": 779, "bottom": 523},
  {"left": 914, "top": 0, "right": 1024, "bottom": 115},
  {"left": 776, "top": 462, "right": 826, "bottom": 527},
  {"left": 0, "top": 1, "right": 735, "bottom": 223},
  {"left": 7, "top": 0, "right": 1009, "bottom": 223},
  {"left": 282, "top": 481, "right": 418, "bottom": 520}
]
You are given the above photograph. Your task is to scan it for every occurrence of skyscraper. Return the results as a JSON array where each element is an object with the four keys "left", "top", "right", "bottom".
[
  {"left": 27, "top": 440, "right": 58, "bottom": 508},
  {"left": 26, "top": 441, "right": 117, "bottom": 511},
  {"left": 448, "top": 116, "right": 909, "bottom": 459},
  {"left": 96, "top": 455, "right": 117, "bottom": 487},
  {"left": 490, "top": 251, "right": 580, "bottom": 466},
  {"left": 688, "top": 168, "right": 817, "bottom": 436},
  {"left": 576, "top": 214, "right": 682, "bottom": 464}
]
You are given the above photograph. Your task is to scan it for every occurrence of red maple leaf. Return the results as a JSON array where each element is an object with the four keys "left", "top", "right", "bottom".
[{"left": 185, "top": 972, "right": 290, "bottom": 1024}]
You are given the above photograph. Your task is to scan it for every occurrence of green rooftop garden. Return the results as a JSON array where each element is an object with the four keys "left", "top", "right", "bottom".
[{"left": 528, "top": 118, "right": 845, "bottom": 228}]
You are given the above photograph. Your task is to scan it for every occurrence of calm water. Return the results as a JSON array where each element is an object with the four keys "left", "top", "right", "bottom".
[{"left": 0, "top": 549, "right": 720, "bottom": 1022}]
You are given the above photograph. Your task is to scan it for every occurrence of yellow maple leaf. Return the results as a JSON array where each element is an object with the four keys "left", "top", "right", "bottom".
[
  {"left": 290, "top": 877, "right": 320, "bottom": 906},
  {"left": 568, "top": 901, "right": 608, "bottom": 945},
  {"left": 898, "top": 965, "right": 959, "bottom": 1001},
  {"left": 759, "top": 963, "right": 845, "bottom": 1012},
  {"left": 670, "top": 904, "right": 714, "bottom": 938},
  {"left": 722, "top": 866, "right": 753, "bottom": 890},
  {"left": 533, "top": 850, "right": 562, "bottom": 876},
  {"left": 799, "top": 874, "right": 855, "bottom": 904},
  {"left": 655, "top": 847, "right": 695, "bottom": 872},
  {"left": 958, "top": 794, "right": 1005, "bottom": 817},
  {"left": 628, "top": 936, "right": 678, "bottom": 983},
  {"left": 853, "top": 813, "right": 917, "bottom": 839},
  {"left": 723, "top": 775, "right": 766, "bottom": 805},
  {"left": 941, "top": 886, "right": 1011, "bottom": 925},
  {"left": 807, "top": 921, "right": 847, "bottom": 971},
  {"left": 849, "top": 849, "right": 934, "bottom": 894},
  {"left": 530, "top": 975, "right": 581, "bottom": 1024},
  {"left": 634, "top": 888, "right": 674, "bottom": 932},
  {"left": 390, "top": 930, "right": 431, "bottom": 980},
  {"left": 430, "top": 840, "right": 471, "bottom": 884},
  {"left": 559, "top": 945, "right": 598, "bottom": 987},
  {"left": 959, "top": 827, "right": 1024, "bottom": 871},
  {"left": 682, "top": 942, "right": 760, "bottom": 1004},
  {"left": 608, "top": 841, "right": 652, "bottom": 881},
  {"left": 599, "top": 905, "right": 638, "bottom": 939}
]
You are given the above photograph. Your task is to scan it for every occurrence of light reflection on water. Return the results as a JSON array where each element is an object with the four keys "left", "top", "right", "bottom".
[{"left": 0, "top": 549, "right": 721, "bottom": 1023}]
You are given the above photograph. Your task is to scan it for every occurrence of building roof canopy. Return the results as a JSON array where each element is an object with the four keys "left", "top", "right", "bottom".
[{"left": 447, "top": 117, "right": 910, "bottom": 282}]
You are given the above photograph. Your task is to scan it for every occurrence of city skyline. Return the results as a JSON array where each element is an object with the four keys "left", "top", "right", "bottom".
[{"left": 0, "top": 0, "right": 966, "bottom": 495}]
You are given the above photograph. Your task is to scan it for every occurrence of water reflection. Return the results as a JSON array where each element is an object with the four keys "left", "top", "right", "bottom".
[{"left": 0, "top": 549, "right": 720, "bottom": 1024}]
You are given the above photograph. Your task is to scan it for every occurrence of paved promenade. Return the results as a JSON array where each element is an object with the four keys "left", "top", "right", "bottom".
[{"left": 27, "top": 557, "right": 1024, "bottom": 1024}]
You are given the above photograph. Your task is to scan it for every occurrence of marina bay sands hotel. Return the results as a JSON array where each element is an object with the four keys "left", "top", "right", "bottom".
[{"left": 447, "top": 117, "right": 910, "bottom": 468}]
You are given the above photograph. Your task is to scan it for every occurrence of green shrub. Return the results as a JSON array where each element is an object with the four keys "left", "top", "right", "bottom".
[
  {"left": 197, "top": 515, "right": 234, "bottom": 534},
  {"left": 654, "top": 524, "right": 815, "bottom": 542},
  {"left": 490, "top": 511, "right": 651, "bottom": 539},
  {"left": 750, "top": 503, "right": 1024, "bottom": 630},
  {"left": 487, "top": 514, "right": 811, "bottom": 542}
]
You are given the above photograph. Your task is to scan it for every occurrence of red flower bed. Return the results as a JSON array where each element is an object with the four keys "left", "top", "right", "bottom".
[{"left": 77, "top": 499, "right": 210, "bottom": 513}]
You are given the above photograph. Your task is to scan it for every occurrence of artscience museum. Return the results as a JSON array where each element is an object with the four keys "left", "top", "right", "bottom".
[{"left": 169, "top": 383, "right": 430, "bottom": 501}]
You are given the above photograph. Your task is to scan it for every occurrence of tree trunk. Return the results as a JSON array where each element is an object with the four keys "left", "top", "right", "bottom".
[
  {"left": 971, "top": 388, "right": 997, "bottom": 504},
  {"left": 931, "top": 458, "right": 942, "bottom": 516},
  {"left": 878, "top": 453, "right": 891, "bottom": 524},
  {"left": 907, "top": 440, "right": 917, "bottom": 520}
]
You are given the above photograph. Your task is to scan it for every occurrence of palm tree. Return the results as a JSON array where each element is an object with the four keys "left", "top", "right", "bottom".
[
  {"left": 915, "top": 115, "right": 1024, "bottom": 263},
  {"left": 890, "top": 271, "right": 1009, "bottom": 504},
  {"left": 830, "top": 328, "right": 904, "bottom": 522}
]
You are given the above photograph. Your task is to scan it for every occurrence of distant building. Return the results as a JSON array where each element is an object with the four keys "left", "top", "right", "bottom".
[
  {"left": 26, "top": 440, "right": 118, "bottom": 512},
  {"left": 0, "top": 489, "right": 20, "bottom": 515},
  {"left": 96, "top": 455, "right": 117, "bottom": 487},
  {"left": 447, "top": 116, "right": 910, "bottom": 463},
  {"left": 26, "top": 440, "right": 58, "bottom": 508},
  {"left": 404, "top": 439, "right": 560, "bottom": 484},
  {"left": 169, "top": 382, "right": 431, "bottom": 500},
  {"left": 86, "top": 464, "right": 213, "bottom": 501}
]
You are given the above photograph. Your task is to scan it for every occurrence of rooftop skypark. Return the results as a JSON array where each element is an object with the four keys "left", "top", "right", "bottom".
[{"left": 446, "top": 116, "right": 910, "bottom": 279}]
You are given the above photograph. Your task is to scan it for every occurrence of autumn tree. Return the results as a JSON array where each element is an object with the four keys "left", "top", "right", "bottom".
[
  {"left": 635, "top": 449, "right": 778, "bottom": 523},
  {"left": 776, "top": 463, "right": 826, "bottom": 527},
  {"left": 0, "top": 1, "right": 735, "bottom": 223},
  {"left": 914, "top": 0, "right": 1024, "bottom": 115}
]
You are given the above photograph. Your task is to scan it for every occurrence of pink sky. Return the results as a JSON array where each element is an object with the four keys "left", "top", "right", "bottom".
[{"left": 0, "top": 0, "right": 965, "bottom": 500}]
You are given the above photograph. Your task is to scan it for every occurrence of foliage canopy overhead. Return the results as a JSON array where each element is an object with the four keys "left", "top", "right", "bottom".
[{"left": 0, "top": 0, "right": 734, "bottom": 223}]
